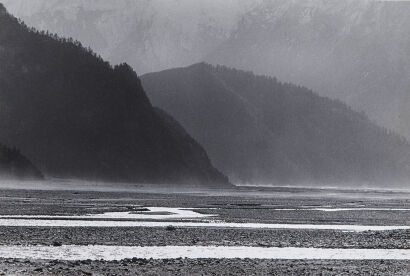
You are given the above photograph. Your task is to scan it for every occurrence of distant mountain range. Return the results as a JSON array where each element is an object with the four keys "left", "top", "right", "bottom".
[
  {"left": 207, "top": 0, "right": 410, "bottom": 140},
  {"left": 5, "top": 0, "right": 410, "bottom": 140},
  {"left": 2, "top": 2, "right": 410, "bottom": 187},
  {"left": 1, "top": 0, "right": 260, "bottom": 74},
  {"left": 0, "top": 4, "right": 229, "bottom": 187},
  {"left": 142, "top": 63, "right": 410, "bottom": 186}
]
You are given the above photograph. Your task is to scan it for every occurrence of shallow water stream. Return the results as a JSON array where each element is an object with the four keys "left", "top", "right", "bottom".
[
  {"left": 0, "top": 245, "right": 408, "bottom": 261},
  {"left": 1, "top": 207, "right": 409, "bottom": 231}
]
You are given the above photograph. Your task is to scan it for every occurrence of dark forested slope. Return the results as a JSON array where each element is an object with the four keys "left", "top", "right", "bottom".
[
  {"left": 0, "top": 5, "right": 228, "bottom": 186},
  {"left": 142, "top": 63, "right": 410, "bottom": 186},
  {"left": 0, "top": 143, "right": 43, "bottom": 179}
]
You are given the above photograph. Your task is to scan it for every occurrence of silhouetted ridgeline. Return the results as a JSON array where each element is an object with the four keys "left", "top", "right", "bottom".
[
  {"left": 0, "top": 5, "right": 229, "bottom": 187},
  {"left": 0, "top": 143, "right": 43, "bottom": 179},
  {"left": 142, "top": 63, "right": 410, "bottom": 186}
]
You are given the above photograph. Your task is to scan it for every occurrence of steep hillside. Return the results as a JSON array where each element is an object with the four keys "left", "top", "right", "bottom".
[
  {"left": 0, "top": 5, "right": 229, "bottom": 186},
  {"left": 2, "top": 0, "right": 260, "bottom": 74},
  {"left": 207, "top": 0, "right": 410, "bottom": 138},
  {"left": 7, "top": 0, "right": 410, "bottom": 140},
  {"left": 142, "top": 63, "right": 410, "bottom": 186}
]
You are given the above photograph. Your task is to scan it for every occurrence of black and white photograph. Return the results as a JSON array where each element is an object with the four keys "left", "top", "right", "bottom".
[{"left": 0, "top": 0, "right": 409, "bottom": 275}]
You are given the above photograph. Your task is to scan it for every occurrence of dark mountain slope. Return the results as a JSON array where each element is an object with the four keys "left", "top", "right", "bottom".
[
  {"left": 142, "top": 63, "right": 410, "bottom": 186},
  {"left": 8, "top": 0, "right": 410, "bottom": 140},
  {"left": 0, "top": 143, "right": 43, "bottom": 179},
  {"left": 0, "top": 5, "right": 229, "bottom": 186}
]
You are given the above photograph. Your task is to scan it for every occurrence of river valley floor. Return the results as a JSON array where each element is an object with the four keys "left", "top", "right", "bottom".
[{"left": 0, "top": 181, "right": 408, "bottom": 275}]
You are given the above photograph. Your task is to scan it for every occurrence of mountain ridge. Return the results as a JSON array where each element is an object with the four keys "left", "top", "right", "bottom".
[
  {"left": 6, "top": 0, "right": 410, "bottom": 140},
  {"left": 142, "top": 63, "right": 410, "bottom": 187},
  {"left": 0, "top": 4, "right": 229, "bottom": 187}
]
